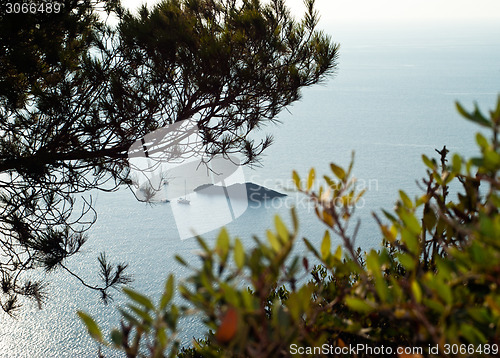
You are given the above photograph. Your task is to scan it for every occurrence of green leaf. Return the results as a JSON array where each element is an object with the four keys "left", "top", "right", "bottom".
[
  {"left": 354, "top": 188, "right": 366, "bottom": 204},
  {"left": 470, "top": 157, "right": 484, "bottom": 167},
  {"left": 374, "top": 278, "right": 389, "bottom": 302},
  {"left": 476, "top": 132, "right": 489, "bottom": 149},
  {"left": 292, "top": 170, "right": 301, "bottom": 189},
  {"left": 290, "top": 207, "right": 299, "bottom": 233},
  {"left": 435, "top": 256, "right": 453, "bottom": 280},
  {"left": 118, "top": 308, "right": 140, "bottom": 325},
  {"left": 456, "top": 101, "right": 491, "bottom": 128},
  {"left": 320, "top": 230, "right": 331, "bottom": 260},
  {"left": 267, "top": 230, "right": 281, "bottom": 252},
  {"left": 274, "top": 215, "right": 288, "bottom": 242},
  {"left": 345, "top": 297, "right": 375, "bottom": 313},
  {"left": 303, "top": 238, "right": 320, "bottom": 259},
  {"left": 365, "top": 250, "right": 379, "bottom": 275},
  {"left": 234, "top": 239, "right": 245, "bottom": 269},
  {"left": 123, "top": 288, "right": 155, "bottom": 311},
  {"left": 467, "top": 307, "right": 491, "bottom": 324},
  {"left": 160, "top": 275, "right": 174, "bottom": 310},
  {"left": 469, "top": 242, "right": 487, "bottom": 264},
  {"left": 333, "top": 245, "right": 342, "bottom": 261},
  {"left": 401, "top": 229, "right": 419, "bottom": 255},
  {"left": 307, "top": 168, "right": 315, "bottom": 190},
  {"left": 422, "top": 154, "right": 436, "bottom": 169},
  {"left": 432, "top": 171, "right": 443, "bottom": 185},
  {"left": 323, "top": 175, "right": 336, "bottom": 189},
  {"left": 396, "top": 253, "right": 416, "bottom": 271},
  {"left": 77, "top": 311, "right": 104, "bottom": 342},
  {"left": 166, "top": 305, "right": 179, "bottom": 331},
  {"left": 330, "top": 163, "right": 346, "bottom": 180},
  {"left": 411, "top": 280, "right": 422, "bottom": 303},
  {"left": 484, "top": 150, "right": 500, "bottom": 171},
  {"left": 242, "top": 289, "right": 256, "bottom": 310},
  {"left": 220, "top": 282, "right": 239, "bottom": 307},
  {"left": 287, "top": 294, "right": 301, "bottom": 320},
  {"left": 460, "top": 323, "right": 487, "bottom": 343},
  {"left": 382, "top": 209, "right": 398, "bottom": 223},
  {"left": 110, "top": 329, "right": 123, "bottom": 347},
  {"left": 156, "top": 328, "right": 168, "bottom": 348},
  {"left": 423, "top": 297, "right": 445, "bottom": 313},
  {"left": 195, "top": 236, "right": 210, "bottom": 253},
  {"left": 128, "top": 304, "right": 153, "bottom": 325},
  {"left": 479, "top": 215, "right": 497, "bottom": 238},
  {"left": 175, "top": 255, "right": 188, "bottom": 266},
  {"left": 399, "top": 190, "right": 413, "bottom": 208},
  {"left": 399, "top": 210, "right": 421, "bottom": 236},
  {"left": 492, "top": 95, "right": 500, "bottom": 123},
  {"left": 452, "top": 153, "right": 462, "bottom": 172},
  {"left": 435, "top": 283, "right": 453, "bottom": 305},
  {"left": 322, "top": 210, "right": 334, "bottom": 227},
  {"left": 423, "top": 206, "right": 437, "bottom": 231},
  {"left": 216, "top": 228, "right": 230, "bottom": 261}
]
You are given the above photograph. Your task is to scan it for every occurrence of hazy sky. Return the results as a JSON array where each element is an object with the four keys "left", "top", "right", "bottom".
[{"left": 121, "top": 0, "right": 500, "bottom": 24}]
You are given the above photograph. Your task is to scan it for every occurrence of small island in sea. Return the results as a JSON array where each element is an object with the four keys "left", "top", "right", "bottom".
[{"left": 194, "top": 182, "right": 286, "bottom": 202}]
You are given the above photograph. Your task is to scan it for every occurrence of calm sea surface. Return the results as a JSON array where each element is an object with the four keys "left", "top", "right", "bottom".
[{"left": 1, "top": 20, "right": 499, "bottom": 357}]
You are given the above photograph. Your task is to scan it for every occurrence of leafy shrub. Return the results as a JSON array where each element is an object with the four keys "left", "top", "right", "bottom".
[{"left": 80, "top": 97, "right": 500, "bottom": 357}]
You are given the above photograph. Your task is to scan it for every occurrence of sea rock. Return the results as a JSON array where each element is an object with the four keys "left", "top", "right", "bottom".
[{"left": 194, "top": 182, "right": 286, "bottom": 202}]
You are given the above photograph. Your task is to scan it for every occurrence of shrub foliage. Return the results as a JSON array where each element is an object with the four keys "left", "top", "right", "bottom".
[{"left": 80, "top": 98, "right": 500, "bottom": 357}]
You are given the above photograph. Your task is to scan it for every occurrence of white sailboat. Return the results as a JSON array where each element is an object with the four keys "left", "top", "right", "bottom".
[{"left": 177, "top": 180, "right": 190, "bottom": 205}]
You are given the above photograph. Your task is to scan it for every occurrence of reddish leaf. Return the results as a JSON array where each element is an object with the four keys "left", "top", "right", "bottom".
[{"left": 215, "top": 307, "right": 238, "bottom": 343}]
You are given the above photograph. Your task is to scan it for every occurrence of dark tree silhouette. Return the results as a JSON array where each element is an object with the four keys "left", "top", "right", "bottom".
[{"left": 0, "top": 0, "right": 338, "bottom": 314}]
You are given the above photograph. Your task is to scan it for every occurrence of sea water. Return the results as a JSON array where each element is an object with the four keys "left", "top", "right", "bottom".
[{"left": 1, "top": 20, "right": 499, "bottom": 357}]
